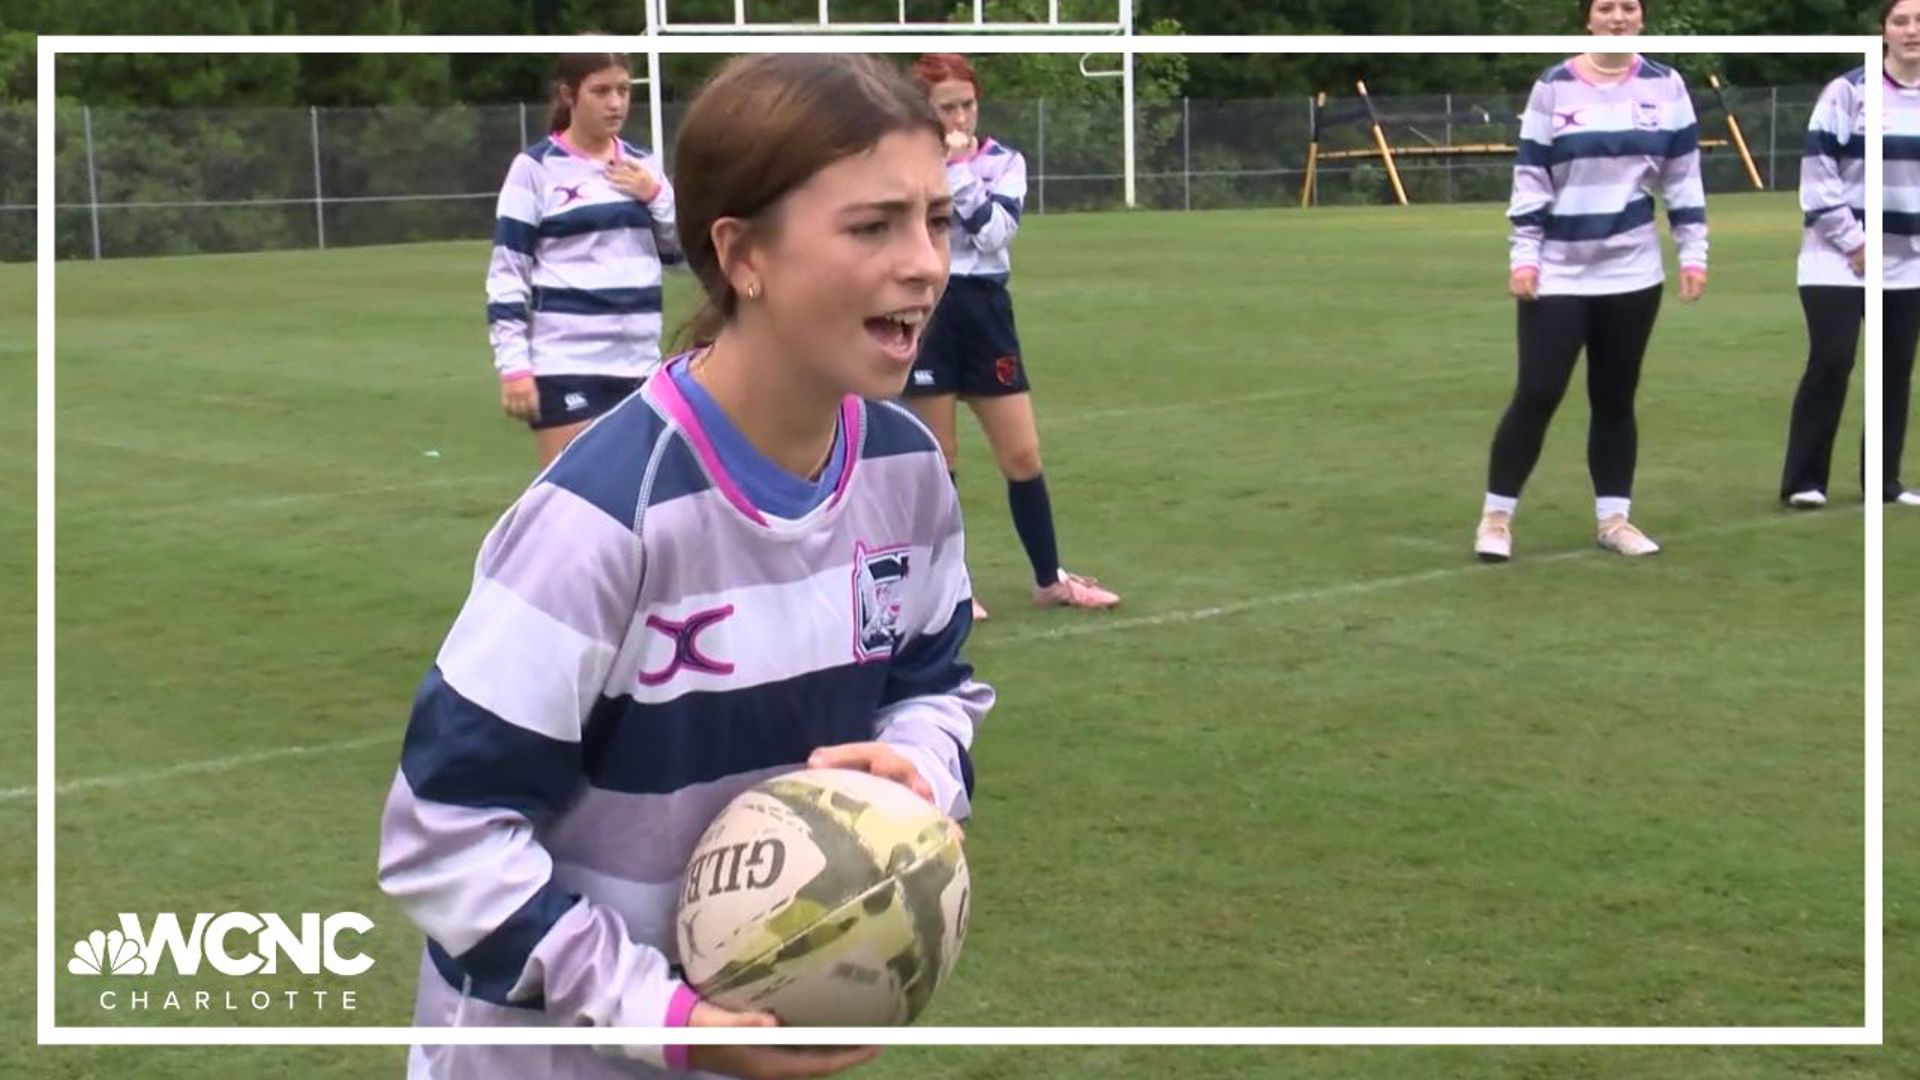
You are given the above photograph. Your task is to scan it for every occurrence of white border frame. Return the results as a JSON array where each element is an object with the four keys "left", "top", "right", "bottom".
[{"left": 37, "top": 32, "right": 1883, "bottom": 1049}]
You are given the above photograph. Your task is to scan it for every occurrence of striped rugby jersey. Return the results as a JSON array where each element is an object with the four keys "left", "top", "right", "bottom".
[
  {"left": 1508, "top": 56, "right": 1709, "bottom": 297},
  {"left": 486, "top": 134, "right": 684, "bottom": 381},
  {"left": 1799, "top": 68, "right": 1867, "bottom": 288},
  {"left": 947, "top": 136, "right": 1026, "bottom": 280},
  {"left": 379, "top": 357, "right": 989, "bottom": 1078},
  {"left": 1889, "top": 69, "right": 1920, "bottom": 289}
]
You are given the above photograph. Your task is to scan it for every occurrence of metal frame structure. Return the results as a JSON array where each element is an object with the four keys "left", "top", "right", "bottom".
[
  {"left": 639, "top": 0, "right": 1138, "bottom": 206},
  {"left": 1300, "top": 72, "right": 1768, "bottom": 208}
]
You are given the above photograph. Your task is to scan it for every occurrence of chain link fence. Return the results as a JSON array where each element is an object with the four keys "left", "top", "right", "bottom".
[{"left": 0, "top": 83, "right": 1825, "bottom": 262}]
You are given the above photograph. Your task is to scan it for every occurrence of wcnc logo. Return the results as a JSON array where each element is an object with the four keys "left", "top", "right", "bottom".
[{"left": 67, "top": 912, "right": 373, "bottom": 1014}]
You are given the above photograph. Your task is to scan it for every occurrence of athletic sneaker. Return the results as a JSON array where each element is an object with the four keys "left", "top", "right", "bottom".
[
  {"left": 1474, "top": 511, "right": 1513, "bottom": 562},
  {"left": 1033, "top": 569, "right": 1120, "bottom": 609},
  {"left": 1787, "top": 490, "right": 1828, "bottom": 509},
  {"left": 1596, "top": 514, "right": 1661, "bottom": 556},
  {"left": 971, "top": 598, "right": 990, "bottom": 622},
  {"left": 1895, "top": 490, "right": 1920, "bottom": 507}
]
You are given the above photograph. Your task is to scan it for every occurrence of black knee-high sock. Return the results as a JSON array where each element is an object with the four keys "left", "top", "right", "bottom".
[{"left": 1007, "top": 475, "right": 1060, "bottom": 587}]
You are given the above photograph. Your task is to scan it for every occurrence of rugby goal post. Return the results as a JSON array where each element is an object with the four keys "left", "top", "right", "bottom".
[{"left": 641, "top": 0, "right": 1140, "bottom": 207}]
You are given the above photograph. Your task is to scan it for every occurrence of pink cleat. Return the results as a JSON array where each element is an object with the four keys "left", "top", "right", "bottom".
[
  {"left": 1032, "top": 569, "right": 1120, "bottom": 609},
  {"left": 971, "top": 597, "right": 990, "bottom": 622}
]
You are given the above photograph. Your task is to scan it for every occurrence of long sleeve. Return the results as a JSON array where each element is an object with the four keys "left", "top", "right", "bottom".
[
  {"left": 1659, "top": 75, "right": 1709, "bottom": 270},
  {"left": 377, "top": 481, "right": 692, "bottom": 1067},
  {"left": 875, "top": 468, "right": 992, "bottom": 822},
  {"left": 486, "top": 154, "right": 541, "bottom": 379},
  {"left": 1802, "top": 77, "right": 1867, "bottom": 259},
  {"left": 950, "top": 149, "right": 1026, "bottom": 256},
  {"left": 641, "top": 156, "right": 685, "bottom": 267},
  {"left": 1508, "top": 79, "right": 1556, "bottom": 271}
]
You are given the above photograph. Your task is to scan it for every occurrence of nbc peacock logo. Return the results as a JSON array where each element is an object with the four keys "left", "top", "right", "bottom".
[{"left": 67, "top": 929, "right": 147, "bottom": 976}]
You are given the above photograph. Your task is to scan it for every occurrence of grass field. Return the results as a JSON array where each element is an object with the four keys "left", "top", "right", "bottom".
[{"left": 3, "top": 192, "right": 1912, "bottom": 1077}]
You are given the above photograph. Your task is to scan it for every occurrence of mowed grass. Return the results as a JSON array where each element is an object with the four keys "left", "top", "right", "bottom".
[{"left": 3, "top": 193, "right": 1909, "bottom": 1076}]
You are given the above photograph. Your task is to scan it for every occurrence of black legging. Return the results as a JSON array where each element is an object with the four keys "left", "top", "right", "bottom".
[
  {"left": 1779, "top": 286, "right": 1920, "bottom": 500},
  {"left": 1486, "top": 283, "right": 1664, "bottom": 500},
  {"left": 1888, "top": 288, "right": 1920, "bottom": 499},
  {"left": 1780, "top": 286, "right": 1862, "bottom": 499}
]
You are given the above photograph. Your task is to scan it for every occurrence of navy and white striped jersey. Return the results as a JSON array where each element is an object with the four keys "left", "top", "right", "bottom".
[
  {"left": 947, "top": 136, "right": 1025, "bottom": 280},
  {"left": 1508, "top": 56, "right": 1709, "bottom": 296},
  {"left": 1799, "top": 68, "right": 1867, "bottom": 288},
  {"left": 1888, "top": 70, "right": 1920, "bottom": 290},
  {"left": 486, "top": 135, "right": 684, "bottom": 382},
  {"left": 379, "top": 356, "right": 989, "bottom": 1078}
]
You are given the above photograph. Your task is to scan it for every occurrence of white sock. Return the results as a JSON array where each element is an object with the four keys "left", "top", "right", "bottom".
[
  {"left": 1596, "top": 497, "right": 1631, "bottom": 522},
  {"left": 1483, "top": 493, "right": 1518, "bottom": 517}
]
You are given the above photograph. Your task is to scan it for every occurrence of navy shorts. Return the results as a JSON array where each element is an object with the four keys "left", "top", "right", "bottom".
[
  {"left": 904, "top": 276, "right": 1030, "bottom": 398},
  {"left": 531, "top": 374, "right": 643, "bottom": 430}
]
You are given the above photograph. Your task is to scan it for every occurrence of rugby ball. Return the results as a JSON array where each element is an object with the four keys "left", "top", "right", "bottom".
[{"left": 674, "top": 767, "right": 969, "bottom": 1025}]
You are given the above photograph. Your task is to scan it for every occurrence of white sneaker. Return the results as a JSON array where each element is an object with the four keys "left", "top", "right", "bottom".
[
  {"left": 1896, "top": 490, "right": 1920, "bottom": 507},
  {"left": 1596, "top": 514, "right": 1660, "bottom": 556},
  {"left": 1787, "top": 490, "right": 1827, "bottom": 509},
  {"left": 1474, "top": 511, "right": 1513, "bottom": 562}
]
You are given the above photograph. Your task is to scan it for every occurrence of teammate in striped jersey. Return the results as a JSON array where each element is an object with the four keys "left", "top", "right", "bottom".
[
  {"left": 488, "top": 52, "right": 683, "bottom": 468},
  {"left": 384, "top": 55, "right": 985, "bottom": 1079},
  {"left": 1780, "top": 66, "right": 1867, "bottom": 508},
  {"left": 1474, "top": 0, "right": 1708, "bottom": 562},
  {"left": 1885, "top": 0, "right": 1920, "bottom": 505},
  {"left": 901, "top": 54, "right": 1120, "bottom": 620}
]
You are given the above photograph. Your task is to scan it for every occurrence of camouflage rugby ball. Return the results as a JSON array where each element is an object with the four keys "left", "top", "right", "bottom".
[{"left": 674, "top": 767, "right": 969, "bottom": 1025}]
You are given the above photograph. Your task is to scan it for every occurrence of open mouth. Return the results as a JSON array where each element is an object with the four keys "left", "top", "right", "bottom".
[{"left": 864, "top": 309, "right": 928, "bottom": 364}]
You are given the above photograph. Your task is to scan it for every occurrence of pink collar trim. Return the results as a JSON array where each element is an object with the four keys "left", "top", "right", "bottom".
[
  {"left": 550, "top": 130, "right": 623, "bottom": 161},
  {"left": 645, "top": 356, "right": 863, "bottom": 528}
]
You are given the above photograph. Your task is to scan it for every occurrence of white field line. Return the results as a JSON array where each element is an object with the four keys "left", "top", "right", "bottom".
[
  {"left": 12, "top": 506, "right": 1855, "bottom": 804},
  {"left": 0, "top": 732, "right": 394, "bottom": 804},
  {"left": 988, "top": 507, "right": 1857, "bottom": 644}
]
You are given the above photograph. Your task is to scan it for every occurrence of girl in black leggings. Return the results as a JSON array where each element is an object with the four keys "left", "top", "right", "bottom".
[
  {"left": 1474, "top": 0, "right": 1710, "bottom": 561},
  {"left": 1786, "top": 11, "right": 1920, "bottom": 507}
]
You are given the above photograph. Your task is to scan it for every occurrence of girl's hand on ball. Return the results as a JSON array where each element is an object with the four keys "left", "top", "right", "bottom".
[
  {"left": 805, "top": 744, "right": 965, "bottom": 841},
  {"left": 807, "top": 743, "right": 933, "bottom": 803},
  {"left": 686, "top": 1002, "right": 882, "bottom": 1080},
  {"left": 688, "top": 1000, "right": 778, "bottom": 1029}
]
